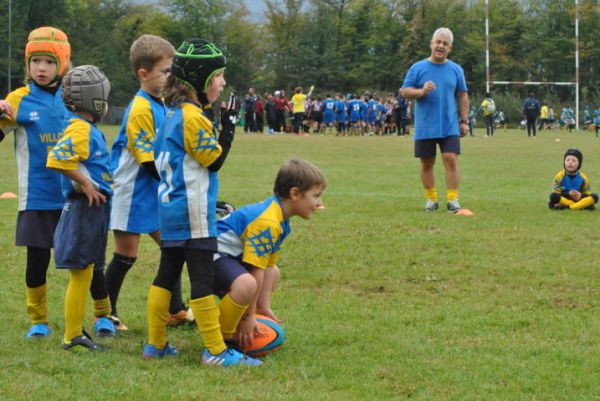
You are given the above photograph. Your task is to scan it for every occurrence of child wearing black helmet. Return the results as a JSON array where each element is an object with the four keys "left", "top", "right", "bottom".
[
  {"left": 548, "top": 148, "right": 598, "bottom": 210},
  {"left": 47, "top": 65, "right": 115, "bottom": 351},
  {"left": 143, "top": 38, "right": 260, "bottom": 366}
]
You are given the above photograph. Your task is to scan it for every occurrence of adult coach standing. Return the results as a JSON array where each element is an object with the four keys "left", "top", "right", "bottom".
[
  {"left": 523, "top": 93, "right": 540, "bottom": 137},
  {"left": 400, "top": 27, "right": 469, "bottom": 212}
]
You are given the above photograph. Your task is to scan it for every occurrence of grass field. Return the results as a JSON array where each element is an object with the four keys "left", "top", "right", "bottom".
[{"left": 1, "top": 126, "right": 599, "bottom": 401}]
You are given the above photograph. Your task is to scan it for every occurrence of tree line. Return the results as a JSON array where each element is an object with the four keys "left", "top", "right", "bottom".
[{"left": 0, "top": 0, "right": 598, "bottom": 113}]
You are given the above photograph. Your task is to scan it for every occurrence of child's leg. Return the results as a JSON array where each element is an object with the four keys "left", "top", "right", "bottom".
[
  {"left": 185, "top": 248, "right": 226, "bottom": 356},
  {"left": 570, "top": 194, "right": 598, "bottom": 210},
  {"left": 215, "top": 258, "right": 255, "bottom": 340},
  {"left": 105, "top": 231, "right": 140, "bottom": 317},
  {"left": 25, "top": 246, "right": 51, "bottom": 325},
  {"left": 64, "top": 265, "right": 94, "bottom": 342},
  {"left": 91, "top": 269, "right": 111, "bottom": 318},
  {"left": 147, "top": 247, "right": 185, "bottom": 349}
]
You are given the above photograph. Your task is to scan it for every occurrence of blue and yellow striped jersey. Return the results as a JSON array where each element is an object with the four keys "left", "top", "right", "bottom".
[
  {"left": 154, "top": 102, "right": 223, "bottom": 240},
  {"left": 47, "top": 117, "right": 113, "bottom": 198},
  {"left": 217, "top": 196, "right": 291, "bottom": 269},
  {"left": 110, "top": 90, "right": 165, "bottom": 233},
  {"left": 553, "top": 170, "right": 592, "bottom": 195},
  {"left": 0, "top": 83, "right": 68, "bottom": 210}
]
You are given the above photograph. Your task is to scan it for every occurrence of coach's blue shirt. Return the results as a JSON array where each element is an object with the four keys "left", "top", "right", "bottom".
[{"left": 402, "top": 59, "right": 468, "bottom": 140}]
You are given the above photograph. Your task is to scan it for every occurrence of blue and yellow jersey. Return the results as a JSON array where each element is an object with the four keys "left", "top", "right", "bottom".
[
  {"left": 47, "top": 117, "right": 113, "bottom": 198},
  {"left": 154, "top": 102, "right": 223, "bottom": 241},
  {"left": 552, "top": 170, "right": 592, "bottom": 195},
  {"left": 217, "top": 196, "right": 291, "bottom": 269},
  {"left": 0, "top": 82, "right": 68, "bottom": 211},
  {"left": 110, "top": 90, "right": 165, "bottom": 233}
]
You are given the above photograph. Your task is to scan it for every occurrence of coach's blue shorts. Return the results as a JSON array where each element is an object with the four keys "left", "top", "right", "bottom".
[
  {"left": 414, "top": 135, "right": 461, "bottom": 158},
  {"left": 54, "top": 194, "right": 110, "bottom": 270}
]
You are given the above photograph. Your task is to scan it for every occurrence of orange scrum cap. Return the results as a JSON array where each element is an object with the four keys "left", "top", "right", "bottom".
[{"left": 25, "top": 27, "right": 71, "bottom": 78}]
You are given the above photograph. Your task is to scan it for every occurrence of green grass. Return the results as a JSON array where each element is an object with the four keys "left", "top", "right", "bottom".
[{"left": 1, "top": 127, "right": 599, "bottom": 401}]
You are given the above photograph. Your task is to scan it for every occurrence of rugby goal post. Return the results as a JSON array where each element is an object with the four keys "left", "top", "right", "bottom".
[{"left": 484, "top": 0, "right": 580, "bottom": 129}]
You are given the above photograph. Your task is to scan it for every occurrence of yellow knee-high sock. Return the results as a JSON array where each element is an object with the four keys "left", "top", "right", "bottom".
[
  {"left": 147, "top": 285, "right": 172, "bottom": 349},
  {"left": 219, "top": 294, "right": 248, "bottom": 340},
  {"left": 93, "top": 297, "right": 112, "bottom": 318},
  {"left": 447, "top": 189, "right": 459, "bottom": 202},
  {"left": 559, "top": 197, "right": 575, "bottom": 207},
  {"left": 425, "top": 188, "right": 438, "bottom": 201},
  {"left": 26, "top": 284, "right": 48, "bottom": 325},
  {"left": 190, "top": 295, "right": 226, "bottom": 355},
  {"left": 64, "top": 265, "right": 93, "bottom": 343},
  {"left": 570, "top": 196, "right": 595, "bottom": 210}
]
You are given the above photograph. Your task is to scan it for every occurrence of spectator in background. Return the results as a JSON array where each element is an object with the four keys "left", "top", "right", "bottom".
[
  {"left": 273, "top": 90, "right": 288, "bottom": 133},
  {"left": 523, "top": 93, "right": 540, "bottom": 137},
  {"left": 244, "top": 87, "right": 257, "bottom": 133},
  {"left": 255, "top": 95, "right": 264, "bottom": 133},
  {"left": 265, "top": 94, "right": 276, "bottom": 134}
]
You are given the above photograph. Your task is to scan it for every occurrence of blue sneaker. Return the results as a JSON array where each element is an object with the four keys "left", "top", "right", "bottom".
[
  {"left": 94, "top": 317, "right": 116, "bottom": 337},
  {"left": 142, "top": 343, "right": 179, "bottom": 360},
  {"left": 25, "top": 323, "right": 51, "bottom": 338},
  {"left": 201, "top": 347, "right": 262, "bottom": 367}
]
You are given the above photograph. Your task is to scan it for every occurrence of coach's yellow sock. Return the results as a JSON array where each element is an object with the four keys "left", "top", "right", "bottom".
[
  {"left": 26, "top": 284, "right": 48, "bottom": 324},
  {"left": 147, "top": 285, "right": 171, "bottom": 349},
  {"left": 425, "top": 188, "right": 438, "bottom": 201},
  {"left": 64, "top": 265, "right": 93, "bottom": 343},
  {"left": 570, "top": 196, "right": 595, "bottom": 210},
  {"left": 447, "top": 189, "right": 459, "bottom": 202},
  {"left": 190, "top": 295, "right": 226, "bottom": 356},
  {"left": 93, "top": 296, "right": 111, "bottom": 318},
  {"left": 219, "top": 294, "right": 248, "bottom": 340},
  {"left": 559, "top": 197, "right": 575, "bottom": 207}
]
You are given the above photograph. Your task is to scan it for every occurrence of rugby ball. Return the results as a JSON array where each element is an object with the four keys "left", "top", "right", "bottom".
[{"left": 244, "top": 314, "right": 285, "bottom": 357}]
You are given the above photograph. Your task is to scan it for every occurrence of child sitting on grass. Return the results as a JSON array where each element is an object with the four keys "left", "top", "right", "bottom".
[
  {"left": 214, "top": 158, "right": 326, "bottom": 349},
  {"left": 548, "top": 148, "right": 598, "bottom": 211}
]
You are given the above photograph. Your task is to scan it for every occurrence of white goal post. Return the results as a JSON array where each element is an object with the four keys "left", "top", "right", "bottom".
[{"left": 484, "top": 0, "right": 580, "bottom": 129}]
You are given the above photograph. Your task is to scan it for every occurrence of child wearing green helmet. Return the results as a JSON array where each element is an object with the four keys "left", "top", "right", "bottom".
[{"left": 143, "top": 38, "right": 259, "bottom": 366}]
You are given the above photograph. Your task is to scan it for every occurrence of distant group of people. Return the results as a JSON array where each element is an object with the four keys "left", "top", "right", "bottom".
[{"left": 237, "top": 87, "right": 413, "bottom": 136}]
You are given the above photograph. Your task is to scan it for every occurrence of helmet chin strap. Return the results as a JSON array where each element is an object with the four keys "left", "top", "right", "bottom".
[{"left": 197, "top": 91, "right": 209, "bottom": 106}]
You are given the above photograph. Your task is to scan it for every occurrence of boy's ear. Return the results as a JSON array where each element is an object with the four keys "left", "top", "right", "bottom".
[
  {"left": 137, "top": 68, "right": 150, "bottom": 81},
  {"left": 289, "top": 187, "right": 301, "bottom": 200}
]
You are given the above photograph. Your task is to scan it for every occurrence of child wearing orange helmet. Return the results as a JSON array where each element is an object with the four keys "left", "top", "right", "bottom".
[
  {"left": 1, "top": 27, "right": 114, "bottom": 340},
  {"left": 0, "top": 27, "right": 72, "bottom": 338}
]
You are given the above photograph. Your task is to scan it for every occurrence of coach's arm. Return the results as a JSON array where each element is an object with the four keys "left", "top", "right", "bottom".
[
  {"left": 400, "top": 81, "right": 436, "bottom": 99},
  {"left": 457, "top": 91, "right": 470, "bottom": 136}
]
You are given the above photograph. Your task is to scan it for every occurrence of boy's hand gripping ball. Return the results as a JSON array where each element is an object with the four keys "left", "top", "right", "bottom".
[{"left": 243, "top": 314, "right": 285, "bottom": 357}]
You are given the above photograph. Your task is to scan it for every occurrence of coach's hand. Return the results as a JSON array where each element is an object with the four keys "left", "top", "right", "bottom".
[
  {"left": 422, "top": 81, "right": 436, "bottom": 97},
  {"left": 459, "top": 121, "right": 469, "bottom": 137}
]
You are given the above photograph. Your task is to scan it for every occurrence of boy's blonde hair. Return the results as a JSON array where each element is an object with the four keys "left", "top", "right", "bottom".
[
  {"left": 130, "top": 34, "right": 175, "bottom": 77},
  {"left": 274, "top": 158, "right": 327, "bottom": 199}
]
